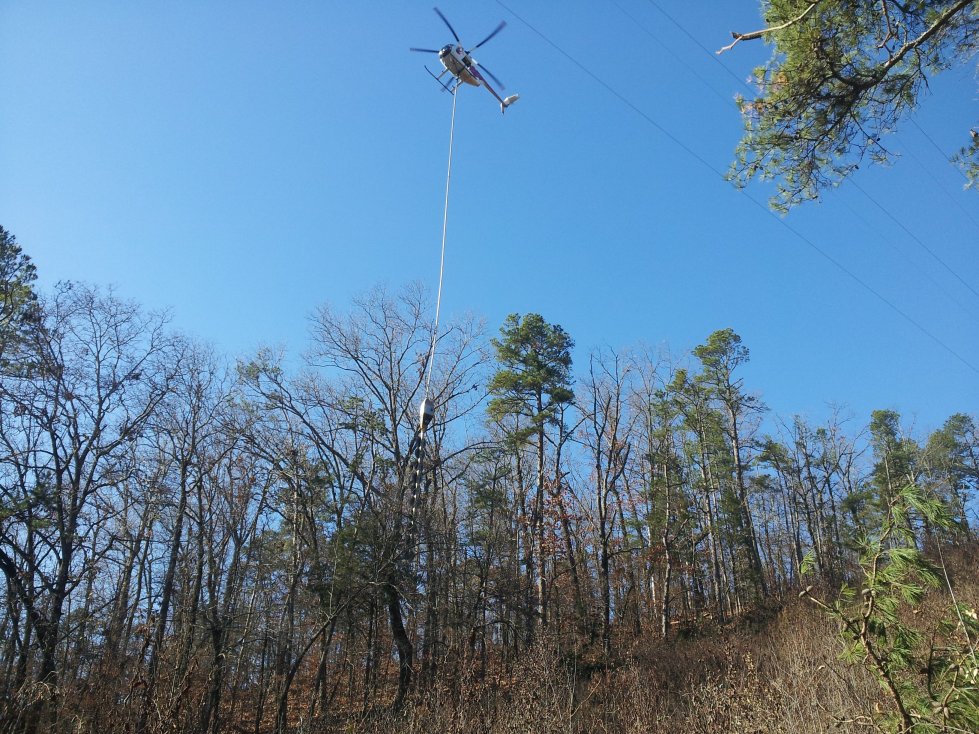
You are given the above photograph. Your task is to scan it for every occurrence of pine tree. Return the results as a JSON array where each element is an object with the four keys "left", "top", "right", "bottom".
[
  {"left": 726, "top": 1, "right": 979, "bottom": 208},
  {"left": 488, "top": 313, "right": 574, "bottom": 637},
  {"left": 0, "top": 226, "right": 41, "bottom": 375},
  {"left": 692, "top": 329, "right": 768, "bottom": 600}
]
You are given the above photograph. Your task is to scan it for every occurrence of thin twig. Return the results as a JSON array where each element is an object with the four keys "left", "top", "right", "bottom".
[{"left": 717, "top": 2, "right": 821, "bottom": 54}]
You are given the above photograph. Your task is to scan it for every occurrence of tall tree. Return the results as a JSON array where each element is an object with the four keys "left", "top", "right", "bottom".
[
  {"left": 670, "top": 367, "right": 732, "bottom": 619},
  {"left": 725, "top": 1, "right": 979, "bottom": 208},
  {"left": 869, "top": 409, "right": 919, "bottom": 498},
  {"left": 868, "top": 409, "right": 922, "bottom": 544},
  {"left": 136, "top": 345, "right": 228, "bottom": 734},
  {"left": 487, "top": 313, "right": 574, "bottom": 638},
  {"left": 0, "top": 226, "right": 41, "bottom": 376},
  {"left": 582, "top": 349, "right": 634, "bottom": 653},
  {"left": 0, "top": 283, "right": 182, "bottom": 730},
  {"left": 692, "top": 329, "right": 768, "bottom": 599},
  {"left": 241, "top": 284, "right": 486, "bottom": 714},
  {"left": 922, "top": 413, "right": 978, "bottom": 537},
  {"left": 759, "top": 413, "right": 856, "bottom": 587},
  {"left": 631, "top": 355, "right": 690, "bottom": 638}
]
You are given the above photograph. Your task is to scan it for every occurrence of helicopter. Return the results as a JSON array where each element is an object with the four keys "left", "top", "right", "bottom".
[{"left": 410, "top": 7, "right": 519, "bottom": 114}]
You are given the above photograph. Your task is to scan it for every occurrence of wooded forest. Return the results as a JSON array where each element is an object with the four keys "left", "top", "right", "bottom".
[{"left": 1, "top": 226, "right": 977, "bottom": 733}]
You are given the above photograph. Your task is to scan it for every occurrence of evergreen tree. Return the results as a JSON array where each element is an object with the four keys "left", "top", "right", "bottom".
[
  {"left": 669, "top": 366, "right": 733, "bottom": 619},
  {"left": 803, "top": 481, "right": 979, "bottom": 733},
  {"left": 0, "top": 226, "right": 41, "bottom": 375},
  {"left": 869, "top": 409, "right": 922, "bottom": 540},
  {"left": 487, "top": 313, "right": 574, "bottom": 636},
  {"left": 487, "top": 313, "right": 575, "bottom": 443},
  {"left": 692, "top": 329, "right": 768, "bottom": 599},
  {"left": 923, "top": 413, "right": 978, "bottom": 538},
  {"left": 726, "top": 1, "right": 979, "bottom": 208}
]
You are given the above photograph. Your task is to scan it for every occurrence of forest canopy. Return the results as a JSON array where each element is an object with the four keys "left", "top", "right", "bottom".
[{"left": 0, "top": 227, "right": 976, "bottom": 732}]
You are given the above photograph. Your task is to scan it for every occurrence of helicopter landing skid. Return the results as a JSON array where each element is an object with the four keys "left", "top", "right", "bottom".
[{"left": 425, "top": 66, "right": 457, "bottom": 93}]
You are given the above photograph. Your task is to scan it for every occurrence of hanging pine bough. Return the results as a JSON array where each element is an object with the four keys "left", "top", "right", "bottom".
[{"left": 722, "top": 0, "right": 979, "bottom": 210}]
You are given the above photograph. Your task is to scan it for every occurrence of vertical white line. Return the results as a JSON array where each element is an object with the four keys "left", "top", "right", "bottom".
[{"left": 424, "top": 87, "right": 459, "bottom": 402}]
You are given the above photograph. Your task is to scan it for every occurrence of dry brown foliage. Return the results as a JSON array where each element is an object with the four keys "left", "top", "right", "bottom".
[
  {"left": 319, "top": 598, "right": 886, "bottom": 734},
  {"left": 6, "top": 547, "right": 976, "bottom": 733}
]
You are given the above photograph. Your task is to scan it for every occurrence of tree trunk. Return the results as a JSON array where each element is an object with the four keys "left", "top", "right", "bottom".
[{"left": 384, "top": 579, "right": 414, "bottom": 710}]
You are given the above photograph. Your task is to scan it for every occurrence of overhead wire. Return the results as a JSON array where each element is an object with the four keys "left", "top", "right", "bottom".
[
  {"left": 850, "top": 177, "right": 979, "bottom": 303},
  {"left": 644, "top": 0, "right": 752, "bottom": 90},
  {"left": 609, "top": 0, "right": 733, "bottom": 109},
  {"left": 833, "top": 192, "right": 979, "bottom": 321},
  {"left": 906, "top": 118, "right": 979, "bottom": 231},
  {"left": 493, "top": 0, "right": 979, "bottom": 377},
  {"left": 625, "top": 0, "right": 979, "bottom": 312},
  {"left": 910, "top": 117, "right": 974, "bottom": 183}
]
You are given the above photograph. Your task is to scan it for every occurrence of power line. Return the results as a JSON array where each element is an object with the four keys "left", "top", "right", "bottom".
[
  {"left": 609, "top": 0, "right": 733, "bottom": 109},
  {"left": 644, "top": 0, "right": 750, "bottom": 90},
  {"left": 615, "top": 3, "right": 979, "bottom": 322},
  {"left": 905, "top": 118, "right": 979, "bottom": 230},
  {"left": 910, "top": 117, "right": 972, "bottom": 182},
  {"left": 493, "top": 2, "right": 719, "bottom": 182},
  {"left": 494, "top": 0, "right": 979, "bottom": 377},
  {"left": 834, "top": 192, "right": 979, "bottom": 322},
  {"left": 850, "top": 177, "right": 979, "bottom": 303}
]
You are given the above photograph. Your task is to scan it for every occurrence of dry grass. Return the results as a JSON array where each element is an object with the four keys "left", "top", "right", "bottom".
[
  {"left": 327, "top": 598, "right": 886, "bottom": 734},
  {"left": 307, "top": 543, "right": 979, "bottom": 733}
]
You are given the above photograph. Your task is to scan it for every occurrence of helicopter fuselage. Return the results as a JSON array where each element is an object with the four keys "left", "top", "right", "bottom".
[{"left": 437, "top": 44, "right": 482, "bottom": 87}]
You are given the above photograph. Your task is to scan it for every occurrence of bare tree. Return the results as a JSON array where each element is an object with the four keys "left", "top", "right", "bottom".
[{"left": 0, "top": 283, "right": 182, "bottom": 731}]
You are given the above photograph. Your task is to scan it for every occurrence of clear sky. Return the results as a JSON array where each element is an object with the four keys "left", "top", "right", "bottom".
[{"left": 2, "top": 1, "right": 977, "bottom": 433}]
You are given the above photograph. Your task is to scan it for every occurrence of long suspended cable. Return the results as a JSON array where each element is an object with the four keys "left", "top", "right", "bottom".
[
  {"left": 834, "top": 193, "right": 979, "bottom": 321},
  {"left": 423, "top": 87, "right": 459, "bottom": 403},
  {"left": 850, "top": 176, "right": 979, "bottom": 303},
  {"left": 609, "top": 0, "right": 733, "bottom": 109},
  {"left": 405, "top": 89, "right": 459, "bottom": 568},
  {"left": 644, "top": 0, "right": 751, "bottom": 90},
  {"left": 905, "top": 118, "right": 979, "bottom": 231},
  {"left": 910, "top": 117, "right": 974, "bottom": 183},
  {"left": 494, "top": 0, "right": 979, "bottom": 377}
]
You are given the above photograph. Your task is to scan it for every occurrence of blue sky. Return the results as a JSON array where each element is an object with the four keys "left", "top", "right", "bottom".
[{"left": 2, "top": 1, "right": 977, "bottom": 433}]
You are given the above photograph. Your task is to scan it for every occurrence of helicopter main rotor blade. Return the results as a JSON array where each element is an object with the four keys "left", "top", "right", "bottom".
[
  {"left": 470, "top": 21, "right": 506, "bottom": 51},
  {"left": 433, "top": 7, "right": 460, "bottom": 44},
  {"left": 476, "top": 63, "right": 505, "bottom": 90},
  {"left": 409, "top": 47, "right": 441, "bottom": 53}
]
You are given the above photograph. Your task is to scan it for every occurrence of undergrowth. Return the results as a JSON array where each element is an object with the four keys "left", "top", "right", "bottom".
[{"left": 322, "top": 544, "right": 978, "bottom": 734}]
